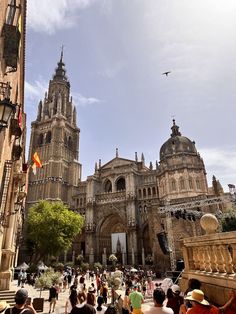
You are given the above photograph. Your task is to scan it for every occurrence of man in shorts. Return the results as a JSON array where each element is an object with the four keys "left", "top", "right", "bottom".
[{"left": 129, "top": 284, "right": 144, "bottom": 314}]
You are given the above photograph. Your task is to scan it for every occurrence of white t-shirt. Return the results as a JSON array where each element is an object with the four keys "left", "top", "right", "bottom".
[
  {"left": 144, "top": 306, "right": 174, "bottom": 314},
  {"left": 96, "top": 305, "right": 107, "bottom": 314}
]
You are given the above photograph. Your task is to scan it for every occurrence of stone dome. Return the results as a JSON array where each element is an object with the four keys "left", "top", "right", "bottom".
[{"left": 160, "top": 120, "right": 197, "bottom": 160}]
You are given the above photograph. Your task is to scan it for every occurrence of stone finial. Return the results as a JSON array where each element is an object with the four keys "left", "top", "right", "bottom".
[
  {"left": 135, "top": 152, "right": 138, "bottom": 162},
  {"left": 200, "top": 213, "right": 219, "bottom": 235},
  {"left": 99, "top": 159, "right": 101, "bottom": 168},
  {"left": 141, "top": 153, "right": 145, "bottom": 163},
  {"left": 149, "top": 161, "right": 153, "bottom": 170},
  {"left": 95, "top": 162, "right": 98, "bottom": 173},
  {"left": 116, "top": 148, "right": 119, "bottom": 158}
]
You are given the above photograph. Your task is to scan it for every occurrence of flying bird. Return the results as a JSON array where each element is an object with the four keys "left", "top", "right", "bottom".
[{"left": 162, "top": 71, "right": 171, "bottom": 76}]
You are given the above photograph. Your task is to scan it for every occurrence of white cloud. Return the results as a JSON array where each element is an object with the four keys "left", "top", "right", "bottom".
[
  {"left": 27, "top": 0, "right": 95, "bottom": 34},
  {"left": 200, "top": 147, "right": 236, "bottom": 190},
  {"left": 25, "top": 80, "right": 48, "bottom": 101},
  {"left": 72, "top": 92, "right": 100, "bottom": 107}
]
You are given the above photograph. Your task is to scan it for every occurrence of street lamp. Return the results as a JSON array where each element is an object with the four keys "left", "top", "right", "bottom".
[
  {"left": 0, "top": 82, "right": 16, "bottom": 131},
  {"left": 0, "top": 97, "right": 16, "bottom": 130}
]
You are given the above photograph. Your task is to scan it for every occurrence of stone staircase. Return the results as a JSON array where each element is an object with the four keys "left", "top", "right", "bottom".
[{"left": 0, "top": 290, "right": 15, "bottom": 306}]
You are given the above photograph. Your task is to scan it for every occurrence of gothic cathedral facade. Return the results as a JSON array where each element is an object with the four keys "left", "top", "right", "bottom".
[{"left": 26, "top": 57, "right": 225, "bottom": 270}]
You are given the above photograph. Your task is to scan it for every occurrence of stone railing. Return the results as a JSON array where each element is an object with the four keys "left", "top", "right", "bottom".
[
  {"left": 180, "top": 213, "right": 236, "bottom": 306},
  {"left": 95, "top": 190, "right": 126, "bottom": 204}
]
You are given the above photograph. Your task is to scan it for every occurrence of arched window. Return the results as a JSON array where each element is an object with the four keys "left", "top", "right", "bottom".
[
  {"left": 196, "top": 178, "right": 201, "bottom": 190},
  {"left": 104, "top": 179, "right": 112, "bottom": 192},
  {"left": 68, "top": 136, "right": 72, "bottom": 147},
  {"left": 189, "top": 178, "right": 193, "bottom": 189},
  {"left": 138, "top": 189, "right": 142, "bottom": 199},
  {"left": 148, "top": 187, "right": 151, "bottom": 196},
  {"left": 171, "top": 180, "right": 176, "bottom": 191},
  {"left": 45, "top": 131, "right": 51, "bottom": 144},
  {"left": 143, "top": 189, "right": 147, "bottom": 198},
  {"left": 179, "top": 178, "right": 185, "bottom": 190},
  {"left": 64, "top": 134, "right": 68, "bottom": 146},
  {"left": 38, "top": 133, "right": 44, "bottom": 145},
  {"left": 152, "top": 187, "right": 156, "bottom": 195},
  {"left": 116, "top": 177, "right": 126, "bottom": 191}
]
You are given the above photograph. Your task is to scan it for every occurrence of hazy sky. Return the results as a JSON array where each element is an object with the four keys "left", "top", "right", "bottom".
[{"left": 25, "top": 0, "right": 236, "bottom": 190}]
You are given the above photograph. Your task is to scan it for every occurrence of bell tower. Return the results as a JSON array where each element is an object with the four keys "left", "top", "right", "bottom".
[{"left": 27, "top": 53, "right": 81, "bottom": 207}]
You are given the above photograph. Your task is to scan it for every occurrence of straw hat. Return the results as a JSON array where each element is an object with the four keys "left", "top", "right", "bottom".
[
  {"left": 0, "top": 301, "right": 9, "bottom": 313},
  {"left": 185, "top": 289, "right": 209, "bottom": 306}
]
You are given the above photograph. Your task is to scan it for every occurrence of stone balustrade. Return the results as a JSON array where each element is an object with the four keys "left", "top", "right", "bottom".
[
  {"left": 95, "top": 190, "right": 126, "bottom": 204},
  {"left": 180, "top": 213, "right": 236, "bottom": 306}
]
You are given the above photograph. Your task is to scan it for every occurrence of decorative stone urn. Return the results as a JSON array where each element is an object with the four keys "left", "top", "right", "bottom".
[{"left": 200, "top": 213, "right": 219, "bottom": 234}]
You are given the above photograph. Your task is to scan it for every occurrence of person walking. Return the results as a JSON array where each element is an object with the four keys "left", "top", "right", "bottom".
[
  {"left": 87, "top": 286, "right": 96, "bottom": 307},
  {"left": 143, "top": 288, "right": 173, "bottom": 314},
  {"left": 49, "top": 283, "right": 57, "bottom": 313},
  {"left": 65, "top": 289, "right": 78, "bottom": 314},
  {"left": 17, "top": 270, "right": 23, "bottom": 287},
  {"left": 128, "top": 284, "right": 144, "bottom": 314}
]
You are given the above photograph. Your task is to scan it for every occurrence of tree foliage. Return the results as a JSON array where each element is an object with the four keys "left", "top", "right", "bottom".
[
  {"left": 221, "top": 209, "right": 236, "bottom": 232},
  {"left": 27, "top": 200, "right": 84, "bottom": 262}
]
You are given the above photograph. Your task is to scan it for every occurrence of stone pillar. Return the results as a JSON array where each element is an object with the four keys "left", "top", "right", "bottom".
[
  {"left": 142, "top": 248, "right": 145, "bottom": 266},
  {"left": 89, "top": 248, "right": 94, "bottom": 265},
  {"left": 102, "top": 248, "right": 107, "bottom": 266},
  {"left": 131, "top": 247, "right": 135, "bottom": 266}
]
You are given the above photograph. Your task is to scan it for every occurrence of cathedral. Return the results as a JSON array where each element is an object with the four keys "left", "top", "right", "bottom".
[{"left": 26, "top": 56, "right": 225, "bottom": 270}]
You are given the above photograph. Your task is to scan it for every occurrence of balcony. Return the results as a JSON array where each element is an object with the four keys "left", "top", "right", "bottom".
[
  {"left": 180, "top": 214, "right": 236, "bottom": 306},
  {"left": 95, "top": 190, "right": 126, "bottom": 204},
  {"left": 2, "top": 23, "right": 20, "bottom": 71}
]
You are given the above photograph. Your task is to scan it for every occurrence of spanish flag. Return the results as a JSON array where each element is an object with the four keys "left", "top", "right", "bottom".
[{"left": 32, "top": 152, "right": 42, "bottom": 168}]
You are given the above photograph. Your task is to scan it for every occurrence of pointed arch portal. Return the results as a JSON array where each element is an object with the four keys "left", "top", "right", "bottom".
[{"left": 97, "top": 214, "right": 127, "bottom": 260}]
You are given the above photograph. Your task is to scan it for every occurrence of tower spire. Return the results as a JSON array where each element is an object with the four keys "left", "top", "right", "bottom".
[
  {"left": 52, "top": 48, "right": 68, "bottom": 83},
  {"left": 60, "top": 45, "right": 64, "bottom": 62},
  {"left": 171, "top": 119, "right": 181, "bottom": 137}
]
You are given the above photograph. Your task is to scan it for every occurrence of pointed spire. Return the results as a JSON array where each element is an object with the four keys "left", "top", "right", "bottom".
[
  {"left": 149, "top": 161, "right": 153, "bottom": 170},
  {"left": 171, "top": 119, "right": 181, "bottom": 137},
  {"left": 37, "top": 100, "right": 42, "bottom": 121},
  {"left": 73, "top": 106, "right": 77, "bottom": 125},
  {"left": 60, "top": 44, "right": 64, "bottom": 63},
  {"left": 141, "top": 153, "right": 145, "bottom": 163},
  {"left": 116, "top": 148, "right": 119, "bottom": 158},
  {"left": 53, "top": 49, "right": 69, "bottom": 83},
  {"left": 135, "top": 152, "right": 138, "bottom": 162}
]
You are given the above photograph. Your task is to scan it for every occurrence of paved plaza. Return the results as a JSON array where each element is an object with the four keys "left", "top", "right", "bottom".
[{"left": 10, "top": 277, "right": 157, "bottom": 314}]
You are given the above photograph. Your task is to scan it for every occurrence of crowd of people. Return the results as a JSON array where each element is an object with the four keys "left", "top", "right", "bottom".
[{"left": 1, "top": 267, "right": 236, "bottom": 314}]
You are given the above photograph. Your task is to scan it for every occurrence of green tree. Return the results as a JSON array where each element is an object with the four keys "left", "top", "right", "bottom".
[
  {"left": 27, "top": 200, "right": 84, "bottom": 263},
  {"left": 221, "top": 209, "right": 236, "bottom": 232}
]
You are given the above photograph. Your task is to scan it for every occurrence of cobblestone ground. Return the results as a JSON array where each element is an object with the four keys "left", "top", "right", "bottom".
[{"left": 10, "top": 278, "right": 161, "bottom": 314}]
